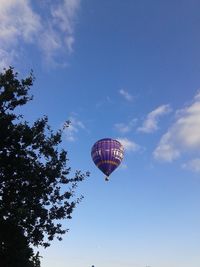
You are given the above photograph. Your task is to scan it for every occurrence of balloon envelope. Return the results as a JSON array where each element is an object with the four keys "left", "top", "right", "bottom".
[{"left": 91, "top": 138, "right": 124, "bottom": 179}]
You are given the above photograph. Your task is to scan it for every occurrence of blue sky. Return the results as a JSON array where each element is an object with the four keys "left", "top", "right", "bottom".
[{"left": 1, "top": 1, "right": 200, "bottom": 267}]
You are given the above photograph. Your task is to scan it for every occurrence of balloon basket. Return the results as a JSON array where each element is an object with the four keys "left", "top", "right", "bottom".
[{"left": 105, "top": 176, "right": 109, "bottom": 181}]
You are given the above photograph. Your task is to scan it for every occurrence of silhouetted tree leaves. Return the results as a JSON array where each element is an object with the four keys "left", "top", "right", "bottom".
[{"left": 0, "top": 67, "right": 89, "bottom": 266}]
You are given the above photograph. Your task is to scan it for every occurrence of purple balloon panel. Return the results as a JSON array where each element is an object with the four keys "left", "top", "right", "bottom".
[{"left": 91, "top": 138, "right": 124, "bottom": 176}]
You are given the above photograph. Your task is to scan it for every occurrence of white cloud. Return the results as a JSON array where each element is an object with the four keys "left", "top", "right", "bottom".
[
  {"left": 64, "top": 116, "right": 85, "bottom": 142},
  {"left": 154, "top": 92, "right": 200, "bottom": 162},
  {"left": 0, "top": 0, "right": 81, "bottom": 68},
  {"left": 114, "top": 119, "right": 137, "bottom": 134},
  {"left": 117, "top": 138, "right": 140, "bottom": 152},
  {"left": 0, "top": 49, "right": 16, "bottom": 69},
  {"left": 153, "top": 132, "right": 180, "bottom": 162},
  {"left": 50, "top": 0, "right": 80, "bottom": 54},
  {"left": 0, "top": 0, "right": 41, "bottom": 67},
  {"left": 54, "top": 0, "right": 80, "bottom": 29},
  {"left": 0, "top": 0, "right": 41, "bottom": 43},
  {"left": 119, "top": 89, "right": 133, "bottom": 102},
  {"left": 182, "top": 158, "right": 200, "bottom": 173},
  {"left": 138, "top": 104, "right": 172, "bottom": 133}
]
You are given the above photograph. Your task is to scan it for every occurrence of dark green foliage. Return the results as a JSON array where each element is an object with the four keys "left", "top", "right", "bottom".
[
  {"left": 0, "top": 220, "right": 37, "bottom": 267},
  {"left": 0, "top": 67, "right": 89, "bottom": 266}
]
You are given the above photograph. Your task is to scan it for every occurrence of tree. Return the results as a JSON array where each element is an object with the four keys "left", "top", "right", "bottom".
[
  {"left": 0, "top": 220, "right": 39, "bottom": 267},
  {"left": 0, "top": 67, "right": 89, "bottom": 266}
]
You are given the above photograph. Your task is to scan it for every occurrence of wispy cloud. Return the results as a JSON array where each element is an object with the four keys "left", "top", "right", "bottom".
[
  {"left": 182, "top": 158, "right": 200, "bottom": 173},
  {"left": 48, "top": 0, "right": 80, "bottom": 56},
  {"left": 119, "top": 89, "right": 133, "bottom": 102},
  {"left": 138, "top": 104, "right": 172, "bottom": 133},
  {"left": 0, "top": 0, "right": 41, "bottom": 67},
  {"left": 117, "top": 137, "right": 140, "bottom": 152},
  {"left": 153, "top": 131, "right": 180, "bottom": 162},
  {"left": 0, "top": 0, "right": 81, "bottom": 68},
  {"left": 114, "top": 119, "right": 137, "bottom": 134},
  {"left": 96, "top": 96, "right": 113, "bottom": 109},
  {"left": 64, "top": 116, "right": 85, "bottom": 142},
  {"left": 154, "top": 92, "right": 200, "bottom": 162}
]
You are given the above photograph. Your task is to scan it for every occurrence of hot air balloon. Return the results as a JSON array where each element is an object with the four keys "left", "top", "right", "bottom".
[{"left": 91, "top": 138, "right": 124, "bottom": 181}]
